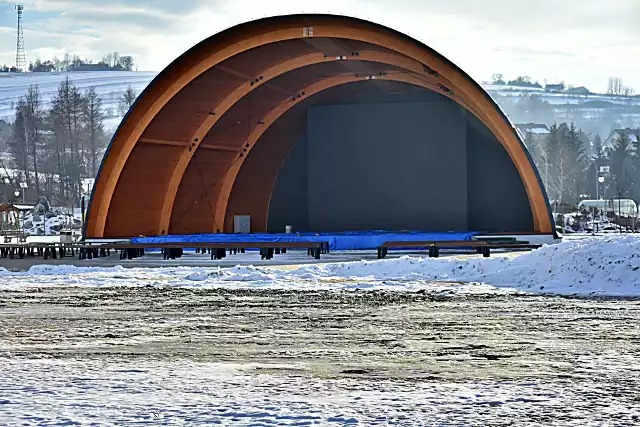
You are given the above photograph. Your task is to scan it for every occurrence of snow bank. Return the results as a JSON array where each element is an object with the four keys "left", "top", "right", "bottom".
[
  {"left": 0, "top": 236, "right": 638, "bottom": 296},
  {"left": 287, "top": 235, "right": 640, "bottom": 295}
]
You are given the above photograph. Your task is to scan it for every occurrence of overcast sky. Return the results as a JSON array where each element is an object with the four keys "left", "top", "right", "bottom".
[{"left": 0, "top": 0, "right": 638, "bottom": 92}]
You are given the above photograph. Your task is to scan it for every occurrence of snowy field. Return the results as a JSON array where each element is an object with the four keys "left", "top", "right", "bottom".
[
  {"left": 1, "top": 236, "right": 640, "bottom": 425},
  {"left": 2, "top": 285, "right": 640, "bottom": 425}
]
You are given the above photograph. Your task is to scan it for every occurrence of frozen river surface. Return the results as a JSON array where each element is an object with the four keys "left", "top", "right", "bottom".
[{"left": 2, "top": 286, "right": 640, "bottom": 425}]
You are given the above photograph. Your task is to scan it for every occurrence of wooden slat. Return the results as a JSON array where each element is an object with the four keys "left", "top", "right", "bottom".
[
  {"left": 139, "top": 137, "right": 191, "bottom": 147},
  {"left": 218, "top": 65, "right": 295, "bottom": 96},
  {"left": 199, "top": 143, "right": 242, "bottom": 152}
]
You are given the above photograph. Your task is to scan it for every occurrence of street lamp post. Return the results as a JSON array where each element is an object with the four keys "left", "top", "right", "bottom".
[
  {"left": 593, "top": 175, "right": 605, "bottom": 235},
  {"left": 13, "top": 191, "right": 21, "bottom": 236},
  {"left": 19, "top": 182, "right": 27, "bottom": 204}
]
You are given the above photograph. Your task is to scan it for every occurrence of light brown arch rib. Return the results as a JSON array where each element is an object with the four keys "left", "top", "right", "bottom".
[
  {"left": 215, "top": 72, "right": 488, "bottom": 230},
  {"left": 86, "top": 16, "right": 553, "bottom": 238},
  {"left": 157, "top": 50, "right": 436, "bottom": 235}
]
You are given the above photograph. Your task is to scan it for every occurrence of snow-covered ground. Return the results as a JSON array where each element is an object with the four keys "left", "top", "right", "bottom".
[
  {"left": 2, "top": 271, "right": 640, "bottom": 425},
  {"left": 1, "top": 235, "right": 638, "bottom": 296},
  {"left": 2, "top": 235, "right": 640, "bottom": 425}
]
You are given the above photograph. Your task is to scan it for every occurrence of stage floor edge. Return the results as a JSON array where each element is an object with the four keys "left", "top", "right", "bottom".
[{"left": 132, "top": 231, "right": 479, "bottom": 251}]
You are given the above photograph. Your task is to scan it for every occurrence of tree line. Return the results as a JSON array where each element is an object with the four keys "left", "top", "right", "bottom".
[
  {"left": 524, "top": 123, "right": 640, "bottom": 211},
  {"left": 0, "top": 52, "right": 134, "bottom": 73},
  {"left": 491, "top": 73, "right": 637, "bottom": 98},
  {"left": 607, "top": 77, "right": 635, "bottom": 97},
  {"left": 1, "top": 79, "right": 137, "bottom": 207}
]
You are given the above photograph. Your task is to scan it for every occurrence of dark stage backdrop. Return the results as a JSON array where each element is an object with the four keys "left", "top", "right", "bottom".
[{"left": 268, "top": 98, "right": 532, "bottom": 233}]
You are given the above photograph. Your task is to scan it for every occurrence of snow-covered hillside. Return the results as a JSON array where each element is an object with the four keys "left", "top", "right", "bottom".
[
  {"left": 1, "top": 71, "right": 638, "bottom": 130},
  {"left": 483, "top": 84, "right": 640, "bottom": 107},
  {"left": 0, "top": 71, "right": 156, "bottom": 128}
]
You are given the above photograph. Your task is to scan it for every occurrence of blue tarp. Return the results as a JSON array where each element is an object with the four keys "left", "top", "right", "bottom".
[{"left": 132, "top": 230, "right": 479, "bottom": 251}]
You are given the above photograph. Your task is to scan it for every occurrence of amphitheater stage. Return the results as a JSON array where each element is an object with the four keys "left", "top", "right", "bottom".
[{"left": 131, "top": 231, "right": 480, "bottom": 251}]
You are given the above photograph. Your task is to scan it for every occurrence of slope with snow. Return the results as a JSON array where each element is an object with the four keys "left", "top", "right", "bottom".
[
  {"left": 2, "top": 72, "right": 638, "bottom": 126},
  {"left": 483, "top": 84, "right": 640, "bottom": 107},
  {"left": 0, "top": 71, "right": 156, "bottom": 127}
]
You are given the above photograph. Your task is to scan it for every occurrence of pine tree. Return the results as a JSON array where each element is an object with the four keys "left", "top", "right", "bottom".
[
  {"left": 588, "top": 134, "right": 607, "bottom": 198},
  {"left": 592, "top": 134, "right": 605, "bottom": 162},
  {"left": 609, "top": 132, "right": 631, "bottom": 177},
  {"left": 608, "top": 132, "right": 633, "bottom": 204},
  {"left": 566, "top": 122, "right": 588, "bottom": 203},
  {"left": 118, "top": 86, "right": 137, "bottom": 115}
]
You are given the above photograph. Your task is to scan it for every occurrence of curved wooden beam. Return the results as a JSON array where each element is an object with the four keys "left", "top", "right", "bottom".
[
  {"left": 157, "top": 50, "right": 440, "bottom": 235},
  {"left": 215, "top": 72, "right": 483, "bottom": 231},
  {"left": 88, "top": 27, "right": 305, "bottom": 238},
  {"left": 87, "top": 16, "right": 552, "bottom": 237}
]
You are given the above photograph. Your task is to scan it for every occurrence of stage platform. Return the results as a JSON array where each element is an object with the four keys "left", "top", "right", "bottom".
[{"left": 132, "top": 231, "right": 479, "bottom": 251}]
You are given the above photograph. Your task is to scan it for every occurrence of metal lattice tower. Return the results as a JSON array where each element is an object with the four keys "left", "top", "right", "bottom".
[{"left": 15, "top": 5, "right": 26, "bottom": 72}]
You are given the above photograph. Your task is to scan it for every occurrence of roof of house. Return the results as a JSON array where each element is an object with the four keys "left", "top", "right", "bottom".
[
  {"left": 608, "top": 128, "right": 639, "bottom": 143},
  {"left": 516, "top": 123, "right": 550, "bottom": 135},
  {"left": 568, "top": 86, "right": 590, "bottom": 93}
]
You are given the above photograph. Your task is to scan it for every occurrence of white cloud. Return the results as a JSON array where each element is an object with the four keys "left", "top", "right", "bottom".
[{"left": 0, "top": 0, "right": 638, "bottom": 92}]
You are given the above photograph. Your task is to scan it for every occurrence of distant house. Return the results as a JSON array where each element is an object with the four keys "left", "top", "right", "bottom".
[
  {"left": 516, "top": 123, "right": 549, "bottom": 139},
  {"left": 515, "top": 123, "right": 550, "bottom": 146},
  {"left": 545, "top": 83, "right": 565, "bottom": 92},
  {"left": 507, "top": 79, "right": 543, "bottom": 89},
  {"left": 603, "top": 128, "right": 639, "bottom": 151},
  {"left": 567, "top": 86, "right": 590, "bottom": 95},
  {"left": 72, "top": 63, "right": 119, "bottom": 72}
]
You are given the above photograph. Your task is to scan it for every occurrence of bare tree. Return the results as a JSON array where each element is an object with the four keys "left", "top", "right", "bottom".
[
  {"left": 623, "top": 86, "right": 636, "bottom": 97},
  {"left": 549, "top": 142, "right": 572, "bottom": 207},
  {"left": 491, "top": 73, "right": 505, "bottom": 84},
  {"left": 8, "top": 98, "right": 29, "bottom": 183},
  {"left": 102, "top": 53, "right": 113, "bottom": 67},
  {"left": 7, "top": 85, "right": 46, "bottom": 197},
  {"left": 83, "top": 87, "right": 106, "bottom": 177},
  {"left": 524, "top": 131, "right": 552, "bottom": 197},
  {"left": 23, "top": 85, "right": 44, "bottom": 196},
  {"left": 62, "top": 53, "right": 71, "bottom": 72},
  {"left": 607, "top": 77, "right": 623, "bottom": 95},
  {"left": 606, "top": 76, "right": 634, "bottom": 96},
  {"left": 49, "top": 77, "right": 85, "bottom": 200}
]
